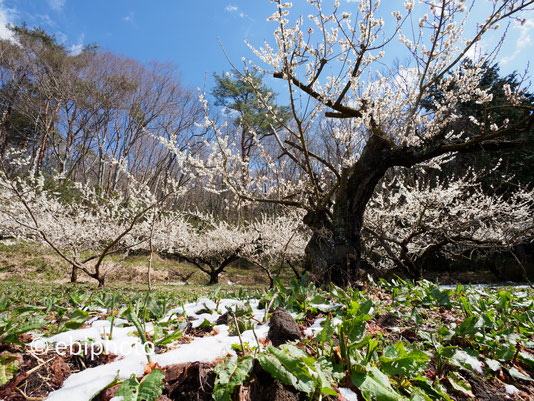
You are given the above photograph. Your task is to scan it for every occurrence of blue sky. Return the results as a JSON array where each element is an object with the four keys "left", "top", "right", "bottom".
[
  {"left": 0, "top": 0, "right": 281, "bottom": 91},
  {"left": 0, "top": 0, "right": 532, "bottom": 102}
]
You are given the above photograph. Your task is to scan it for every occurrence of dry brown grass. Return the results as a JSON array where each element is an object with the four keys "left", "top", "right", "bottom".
[{"left": 0, "top": 240, "right": 296, "bottom": 287}]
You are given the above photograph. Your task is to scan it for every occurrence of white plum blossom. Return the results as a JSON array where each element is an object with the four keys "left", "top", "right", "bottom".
[
  {"left": 363, "top": 162, "right": 534, "bottom": 277},
  {"left": 0, "top": 154, "right": 186, "bottom": 287},
  {"left": 148, "top": 211, "right": 308, "bottom": 285},
  {"left": 169, "top": 0, "right": 534, "bottom": 284}
]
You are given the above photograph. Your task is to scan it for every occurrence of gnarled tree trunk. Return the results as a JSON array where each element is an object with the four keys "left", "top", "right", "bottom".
[{"left": 304, "top": 135, "right": 391, "bottom": 286}]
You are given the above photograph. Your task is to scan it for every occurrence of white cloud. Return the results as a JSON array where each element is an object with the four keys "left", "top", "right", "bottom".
[
  {"left": 0, "top": 0, "right": 16, "bottom": 40},
  {"left": 38, "top": 14, "right": 55, "bottom": 26},
  {"left": 225, "top": 4, "right": 247, "bottom": 18},
  {"left": 501, "top": 19, "right": 534, "bottom": 65},
  {"left": 516, "top": 19, "right": 533, "bottom": 49},
  {"left": 123, "top": 12, "right": 134, "bottom": 23},
  {"left": 464, "top": 41, "right": 483, "bottom": 62},
  {"left": 48, "top": 0, "right": 65, "bottom": 12},
  {"left": 56, "top": 31, "right": 67, "bottom": 44},
  {"left": 69, "top": 42, "right": 83, "bottom": 55},
  {"left": 50, "top": 30, "right": 84, "bottom": 55},
  {"left": 68, "top": 33, "right": 85, "bottom": 55}
]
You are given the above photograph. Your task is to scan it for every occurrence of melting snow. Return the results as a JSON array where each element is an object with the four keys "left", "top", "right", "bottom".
[
  {"left": 338, "top": 387, "right": 358, "bottom": 401},
  {"left": 505, "top": 384, "right": 519, "bottom": 395},
  {"left": 303, "top": 317, "right": 342, "bottom": 337},
  {"left": 463, "top": 354, "right": 483, "bottom": 374},
  {"left": 43, "top": 296, "right": 338, "bottom": 400},
  {"left": 44, "top": 298, "right": 271, "bottom": 400},
  {"left": 46, "top": 354, "right": 147, "bottom": 401}
]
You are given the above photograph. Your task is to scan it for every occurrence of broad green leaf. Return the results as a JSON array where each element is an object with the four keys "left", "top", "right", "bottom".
[
  {"left": 411, "top": 377, "right": 453, "bottom": 401},
  {"left": 525, "top": 310, "right": 534, "bottom": 328},
  {"left": 258, "top": 346, "right": 315, "bottom": 394},
  {"left": 115, "top": 369, "right": 165, "bottom": 401},
  {"left": 115, "top": 374, "right": 142, "bottom": 400},
  {"left": 365, "top": 339, "right": 379, "bottom": 363},
  {"left": 410, "top": 308, "right": 423, "bottom": 327},
  {"left": 0, "top": 354, "right": 19, "bottom": 386},
  {"left": 146, "top": 297, "right": 163, "bottom": 320},
  {"left": 341, "top": 317, "right": 367, "bottom": 345},
  {"left": 312, "top": 356, "right": 339, "bottom": 397},
  {"left": 280, "top": 344, "right": 309, "bottom": 359},
  {"left": 351, "top": 366, "right": 405, "bottom": 401},
  {"left": 447, "top": 372, "right": 474, "bottom": 398},
  {"left": 379, "top": 342, "right": 429, "bottom": 377},
  {"left": 316, "top": 316, "right": 334, "bottom": 346},
  {"left": 382, "top": 345, "right": 398, "bottom": 359},
  {"left": 229, "top": 316, "right": 255, "bottom": 336},
  {"left": 445, "top": 349, "right": 482, "bottom": 373},
  {"left": 518, "top": 351, "right": 534, "bottom": 370},
  {"left": 213, "top": 356, "right": 254, "bottom": 401},
  {"left": 359, "top": 300, "right": 374, "bottom": 316},
  {"left": 459, "top": 297, "right": 472, "bottom": 316},
  {"left": 64, "top": 309, "right": 89, "bottom": 330},
  {"left": 198, "top": 319, "right": 214, "bottom": 329},
  {"left": 0, "top": 295, "right": 9, "bottom": 312},
  {"left": 430, "top": 288, "right": 451, "bottom": 308},
  {"left": 455, "top": 316, "right": 484, "bottom": 337},
  {"left": 508, "top": 367, "right": 533, "bottom": 382},
  {"left": 13, "top": 306, "right": 42, "bottom": 315},
  {"left": 230, "top": 302, "right": 253, "bottom": 318},
  {"left": 409, "top": 389, "right": 432, "bottom": 401},
  {"left": 438, "top": 327, "right": 455, "bottom": 342},
  {"left": 346, "top": 301, "right": 361, "bottom": 316},
  {"left": 494, "top": 343, "right": 515, "bottom": 361},
  {"left": 0, "top": 316, "right": 46, "bottom": 345},
  {"left": 321, "top": 386, "right": 338, "bottom": 396},
  {"left": 417, "top": 331, "right": 433, "bottom": 344},
  {"left": 136, "top": 370, "right": 165, "bottom": 401}
]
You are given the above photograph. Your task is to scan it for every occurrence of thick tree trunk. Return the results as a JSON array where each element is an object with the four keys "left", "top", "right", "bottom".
[
  {"left": 304, "top": 231, "right": 360, "bottom": 287},
  {"left": 70, "top": 264, "right": 78, "bottom": 283},
  {"left": 208, "top": 271, "right": 219, "bottom": 285},
  {"left": 304, "top": 135, "right": 391, "bottom": 286}
]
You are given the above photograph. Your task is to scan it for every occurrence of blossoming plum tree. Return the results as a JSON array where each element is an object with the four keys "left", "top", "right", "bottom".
[
  {"left": 150, "top": 211, "right": 307, "bottom": 285},
  {"left": 244, "top": 213, "right": 308, "bottom": 287},
  {"left": 0, "top": 154, "right": 185, "bottom": 287},
  {"left": 150, "top": 212, "right": 247, "bottom": 285},
  {"left": 197, "top": 0, "right": 534, "bottom": 285},
  {"left": 363, "top": 161, "right": 534, "bottom": 279}
]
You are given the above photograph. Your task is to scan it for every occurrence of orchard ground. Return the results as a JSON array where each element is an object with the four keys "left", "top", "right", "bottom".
[
  {"left": 1, "top": 240, "right": 528, "bottom": 290},
  {"left": 0, "top": 240, "right": 296, "bottom": 288},
  {"left": 1, "top": 241, "right": 534, "bottom": 400}
]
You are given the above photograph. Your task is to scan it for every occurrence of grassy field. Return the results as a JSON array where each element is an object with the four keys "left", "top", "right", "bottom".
[
  {"left": 2, "top": 240, "right": 534, "bottom": 400},
  {"left": 0, "top": 276, "right": 533, "bottom": 400},
  {"left": 0, "top": 239, "right": 295, "bottom": 288}
]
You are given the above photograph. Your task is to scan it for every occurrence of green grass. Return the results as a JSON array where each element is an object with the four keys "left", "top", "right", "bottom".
[
  {"left": 0, "top": 240, "right": 295, "bottom": 288},
  {"left": 1, "top": 276, "right": 533, "bottom": 400}
]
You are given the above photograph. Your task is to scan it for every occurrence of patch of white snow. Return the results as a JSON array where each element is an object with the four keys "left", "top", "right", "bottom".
[
  {"left": 505, "top": 384, "right": 519, "bottom": 395},
  {"left": 338, "top": 387, "right": 358, "bottom": 401}
]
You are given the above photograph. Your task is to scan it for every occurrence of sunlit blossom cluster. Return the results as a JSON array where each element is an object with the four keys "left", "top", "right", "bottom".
[
  {"left": 364, "top": 162, "right": 534, "bottom": 276},
  {"left": 193, "top": 0, "right": 531, "bottom": 217}
]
